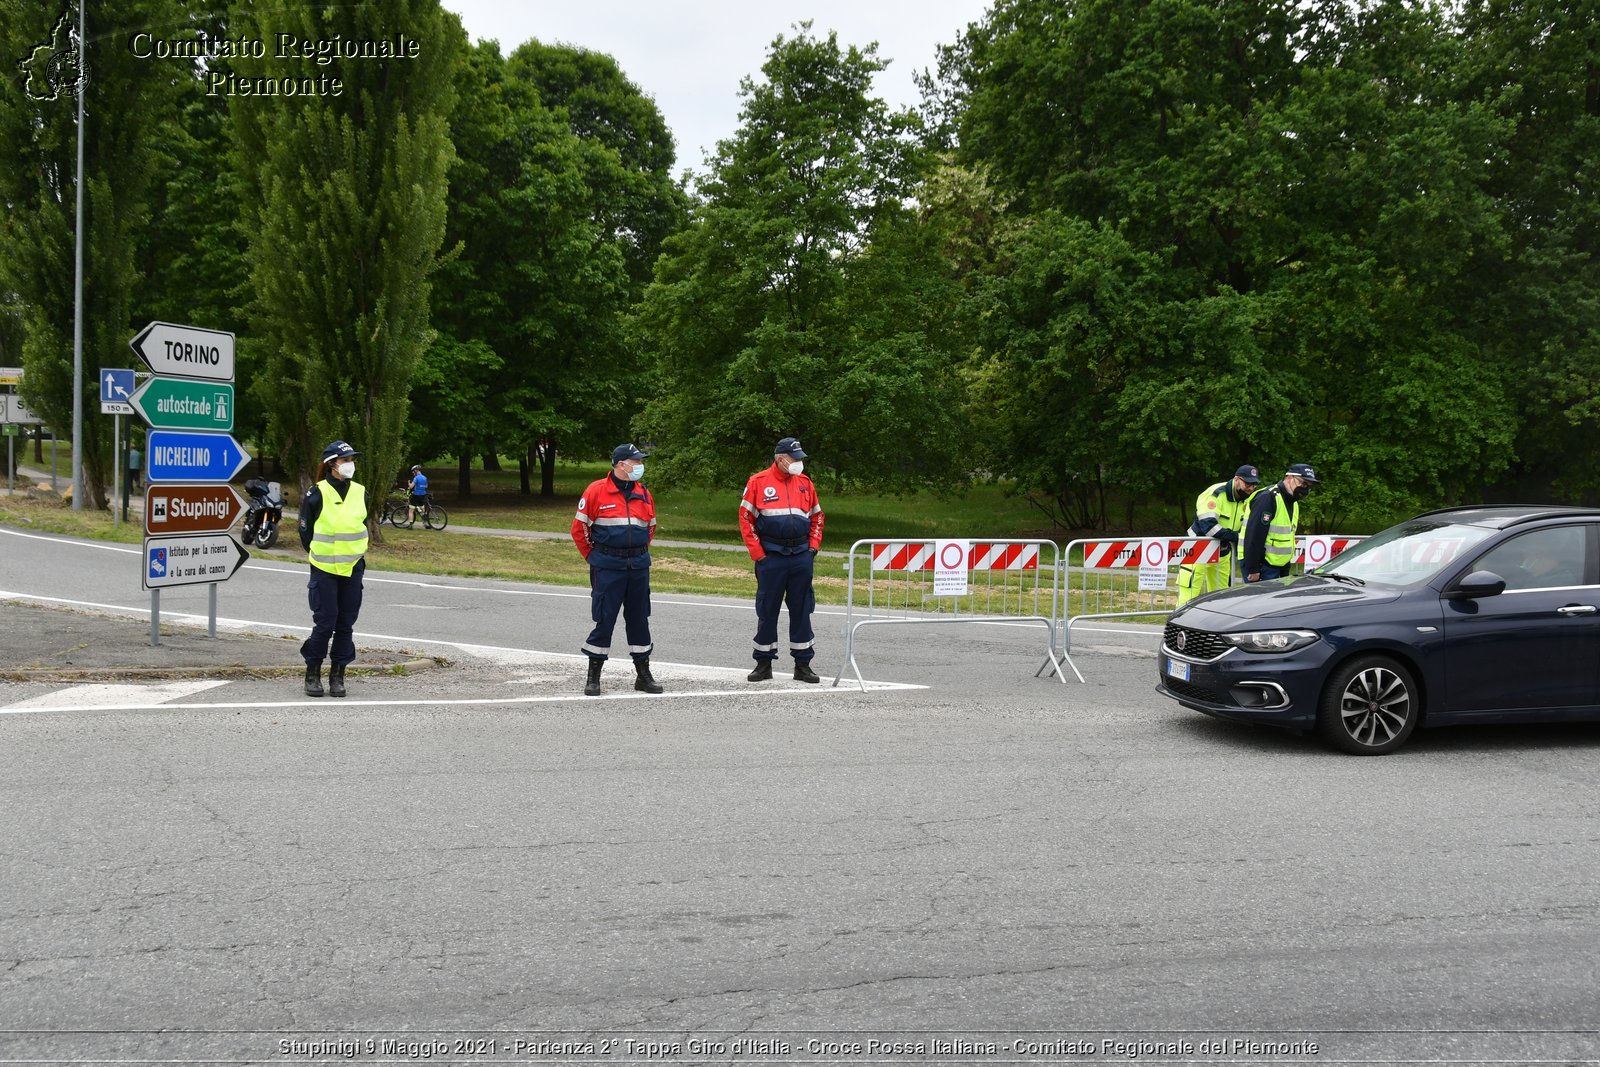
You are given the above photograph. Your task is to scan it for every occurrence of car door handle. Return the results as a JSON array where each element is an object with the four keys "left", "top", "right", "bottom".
[{"left": 1556, "top": 605, "right": 1598, "bottom": 616}]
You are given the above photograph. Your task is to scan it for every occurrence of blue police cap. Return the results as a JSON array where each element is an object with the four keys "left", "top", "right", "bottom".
[{"left": 611, "top": 443, "right": 648, "bottom": 463}]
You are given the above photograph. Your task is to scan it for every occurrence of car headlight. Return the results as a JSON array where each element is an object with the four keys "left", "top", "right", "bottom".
[{"left": 1222, "top": 629, "right": 1320, "bottom": 653}]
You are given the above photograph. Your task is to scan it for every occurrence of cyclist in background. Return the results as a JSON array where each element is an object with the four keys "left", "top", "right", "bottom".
[{"left": 407, "top": 465, "right": 430, "bottom": 524}]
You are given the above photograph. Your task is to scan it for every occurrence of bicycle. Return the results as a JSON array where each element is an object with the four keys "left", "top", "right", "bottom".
[
  {"left": 380, "top": 494, "right": 410, "bottom": 528},
  {"left": 392, "top": 494, "right": 449, "bottom": 531}
]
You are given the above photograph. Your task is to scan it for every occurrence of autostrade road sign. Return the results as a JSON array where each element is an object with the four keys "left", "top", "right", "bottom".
[
  {"left": 144, "top": 484, "right": 246, "bottom": 536},
  {"left": 131, "top": 377, "right": 233, "bottom": 431},
  {"left": 142, "top": 533, "right": 249, "bottom": 590},
  {"left": 129, "top": 321, "right": 235, "bottom": 382},
  {"left": 146, "top": 429, "right": 251, "bottom": 483}
]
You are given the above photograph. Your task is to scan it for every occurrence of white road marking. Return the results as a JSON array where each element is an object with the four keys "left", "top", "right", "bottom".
[
  {"left": 0, "top": 683, "right": 920, "bottom": 716},
  {"left": 2, "top": 680, "right": 228, "bottom": 711}
]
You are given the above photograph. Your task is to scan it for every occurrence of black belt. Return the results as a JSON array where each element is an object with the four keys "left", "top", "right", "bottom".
[
  {"left": 594, "top": 543, "right": 649, "bottom": 558},
  {"left": 760, "top": 533, "right": 809, "bottom": 548}
]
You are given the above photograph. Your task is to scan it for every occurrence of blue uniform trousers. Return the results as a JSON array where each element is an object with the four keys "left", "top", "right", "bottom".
[
  {"left": 302, "top": 561, "right": 364, "bottom": 667},
  {"left": 752, "top": 551, "right": 815, "bottom": 663},
  {"left": 583, "top": 565, "right": 653, "bottom": 661}
]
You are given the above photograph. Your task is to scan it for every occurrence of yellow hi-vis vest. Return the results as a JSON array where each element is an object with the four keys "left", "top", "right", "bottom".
[
  {"left": 1265, "top": 488, "right": 1299, "bottom": 567},
  {"left": 308, "top": 479, "right": 368, "bottom": 576},
  {"left": 1192, "top": 480, "right": 1253, "bottom": 540}
]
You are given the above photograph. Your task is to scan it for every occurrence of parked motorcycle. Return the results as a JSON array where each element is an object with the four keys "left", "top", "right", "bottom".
[{"left": 240, "top": 478, "right": 285, "bottom": 549}]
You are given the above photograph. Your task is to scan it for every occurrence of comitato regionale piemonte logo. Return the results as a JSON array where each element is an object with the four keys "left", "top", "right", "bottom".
[{"left": 20, "top": 2, "right": 85, "bottom": 103}]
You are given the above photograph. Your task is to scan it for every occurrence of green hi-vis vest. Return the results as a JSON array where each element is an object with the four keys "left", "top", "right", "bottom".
[
  {"left": 1265, "top": 488, "right": 1299, "bottom": 567},
  {"left": 1193, "top": 481, "right": 1259, "bottom": 561},
  {"left": 308, "top": 479, "right": 369, "bottom": 576},
  {"left": 1193, "top": 480, "right": 1253, "bottom": 537}
]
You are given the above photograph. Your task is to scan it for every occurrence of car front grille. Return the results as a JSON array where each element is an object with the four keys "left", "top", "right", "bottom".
[
  {"left": 1163, "top": 623, "right": 1231, "bottom": 662},
  {"left": 1163, "top": 677, "right": 1232, "bottom": 706}
]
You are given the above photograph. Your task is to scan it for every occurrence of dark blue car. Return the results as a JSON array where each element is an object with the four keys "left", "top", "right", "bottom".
[{"left": 1156, "top": 505, "right": 1600, "bottom": 754}]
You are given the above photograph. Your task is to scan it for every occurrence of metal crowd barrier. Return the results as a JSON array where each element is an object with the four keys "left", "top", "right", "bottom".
[
  {"left": 833, "top": 539, "right": 1075, "bottom": 691},
  {"left": 1055, "top": 535, "right": 1367, "bottom": 679}
]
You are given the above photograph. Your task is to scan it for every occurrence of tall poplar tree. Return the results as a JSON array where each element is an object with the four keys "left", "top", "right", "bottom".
[{"left": 228, "top": 0, "right": 463, "bottom": 507}]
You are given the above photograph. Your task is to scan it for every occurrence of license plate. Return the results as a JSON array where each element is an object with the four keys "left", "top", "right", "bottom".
[{"left": 1166, "top": 658, "right": 1190, "bottom": 681}]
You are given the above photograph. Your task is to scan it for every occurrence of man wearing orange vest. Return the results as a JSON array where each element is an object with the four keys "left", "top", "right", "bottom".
[{"left": 739, "top": 437, "right": 825, "bottom": 683}]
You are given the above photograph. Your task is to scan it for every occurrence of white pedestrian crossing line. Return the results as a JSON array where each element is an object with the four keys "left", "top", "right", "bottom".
[{"left": 2, "top": 680, "right": 230, "bottom": 711}]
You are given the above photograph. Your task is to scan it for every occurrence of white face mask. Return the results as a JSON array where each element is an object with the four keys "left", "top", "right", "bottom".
[
  {"left": 786, "top": 459, "right": 804, "bottom": 475},
  {"left": 625, "top": 462, "right": 644, "bottom": 482},
  {"left": 335, "top": 461, "right": 355, "bottom": 480}
]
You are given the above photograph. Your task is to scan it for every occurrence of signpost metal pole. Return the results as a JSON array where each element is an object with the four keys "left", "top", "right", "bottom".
[
  {"left": 150, "top": 589, "right": 160, "bottom": 647},
  {"left": 208, "top": 583, "right": 217, "bottom": 638},
  {"left": 70, "top": 0, "right": 85, "bottom": 512},
  {"left": 6, "top": 432, "right": 12, "bottom": 494},
  {"left": 50, "top": 432, "right": 57, "bottom": 493},
  {"left": 112, "top": 413, "right": 121, "bottom": 527}
]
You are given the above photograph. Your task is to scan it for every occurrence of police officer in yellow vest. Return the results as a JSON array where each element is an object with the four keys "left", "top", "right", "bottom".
[
  {"left": 1241, "top": 463, "right": 1320, "bottom": 583},
  {"left": 296, "top": 440, "right": 369, "bottom": 697},
  {"left": 1176, "top": 464, "right": 1261, "bottom": 605}
]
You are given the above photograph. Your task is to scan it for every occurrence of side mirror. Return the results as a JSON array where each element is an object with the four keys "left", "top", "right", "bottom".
[{"left": 1446, "top": 570, "right": 1507, "bottom": 599}]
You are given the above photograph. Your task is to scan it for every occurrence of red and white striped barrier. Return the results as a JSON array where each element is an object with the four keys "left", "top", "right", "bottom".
[
  {"left": 1078, "top": 536, "right": 1363, "bottom": 569},
  {"left": 871, "top": 542, "right": 1040, "bottom": 571},
  {"left": 1080, "top": 538, "right": 1223, "bottom": 569}
]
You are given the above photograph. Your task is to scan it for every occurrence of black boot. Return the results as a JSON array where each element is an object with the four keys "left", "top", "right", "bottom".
[
  {"left": 747, "top": 661, "right": 772, "bottom": 682},
  {"left": 304, "top": 663, "right": 325, "bottom": 698},
  {"left": 328, "top": 663, "right": 347, "bottom": 698},
  {"left": 584, "top": 657, "right": 603, "bottom": 696},
  {"left": 793, "top": 661, "right": 820, "bottom": 684},
  {"left": 634, "top": 658, "right": 664, "bottom": 694}
]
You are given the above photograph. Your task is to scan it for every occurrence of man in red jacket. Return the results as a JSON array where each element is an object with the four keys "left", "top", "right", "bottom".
[
  {"left": 740, "top": 437, "right": 825, "bottom": 682},
  {"left": 571, "top": 443, "right": 663, "bottom": 697}
]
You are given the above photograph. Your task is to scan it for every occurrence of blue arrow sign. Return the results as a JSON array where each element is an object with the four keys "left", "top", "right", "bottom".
[
  {"left": 100, "top": 368, "right": 135, "bottom": 404},
  {"left": 146, "top": 429, "right": 252, "bottom": 483}
]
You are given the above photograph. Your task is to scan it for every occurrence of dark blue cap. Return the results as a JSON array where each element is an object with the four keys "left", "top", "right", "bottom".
[
  {"left": 774, "top": 437, "right": 807, "bottom": 459},
  {"left": 1234, "top": 464, "right": 1261, "bottom": 484},
  {"left": 611, "top": 443, "right": 648, "bottom": 464},
  {"left": 321, "top": 440, "right": 360, "bottom": 461},
  {"left": 1285, "top": 463, "right": 1320, "bottom": 483}
]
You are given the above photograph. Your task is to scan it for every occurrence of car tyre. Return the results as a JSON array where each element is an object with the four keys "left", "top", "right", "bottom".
[{"left": 1316, "top": 655, "right": 1420, "bottom": 756}]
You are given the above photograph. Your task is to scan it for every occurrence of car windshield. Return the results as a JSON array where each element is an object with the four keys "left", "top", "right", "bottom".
[{"left": 1313, "top": 520, "right": 1496, "bottom": 587}]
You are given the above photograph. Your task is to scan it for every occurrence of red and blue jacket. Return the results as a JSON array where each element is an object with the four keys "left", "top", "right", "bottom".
[
  {"left": 740, "top": 465, "right": 824, "bottom": 561},
  {"left": 572, "top": 474, "right": 657, "bottom": 571}
]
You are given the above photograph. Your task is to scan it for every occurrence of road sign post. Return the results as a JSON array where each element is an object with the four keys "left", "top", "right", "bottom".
[
  {"left": 129, "top": 322, "right": 235, "bottom": 382},
  {"left": 131, "top": 321, "right": 244, "bottom": 642},
  {"left": 145, "top": 430, "right": 251, "bottom": 483},
  {"left": 99, "top": 368, "right": 135, "bottom": 415},
  {"left": 142, "top": 533, "right": 250, "bottom": 590},
  {"left": 130, "top": 377, "right": 234, "bottom": 431},
  {"left": 144, "top": 484, "right": 247, "bottom": 535}
]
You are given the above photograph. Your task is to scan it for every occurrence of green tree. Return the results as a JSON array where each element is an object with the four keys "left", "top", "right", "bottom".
[
  {"left": 1456, "top": 0, "right": 1600, "bottom": 502},
  {"left": 946, "top": 0, "right": 1517, "bottom": 529},
  {"left": 0, "top": 0, "right": 183, "bottom": 508},
  {"left": 633, "top": 24, "right": 969, "bottom": 492},
  {"left": 501, "top": 41, "right": 682, "bottom": 494},
  {"left": 135, "top": 59, "right": 253, "bottom": 458},
  {"left": 228, "top": 0, "right": 463, "bottom": 517}
]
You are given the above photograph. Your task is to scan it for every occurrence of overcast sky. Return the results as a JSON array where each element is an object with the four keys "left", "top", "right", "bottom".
[{"left": 441, "top": 0, "right": 994, "bottom": 173}]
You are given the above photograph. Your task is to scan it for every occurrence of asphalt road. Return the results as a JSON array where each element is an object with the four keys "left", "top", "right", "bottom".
[{"left": 2, "top": 525, "right": 1598, "bottom": 1065}]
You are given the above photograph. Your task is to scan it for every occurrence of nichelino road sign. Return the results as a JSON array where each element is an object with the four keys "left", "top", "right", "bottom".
[
  {"left": 143, "top": 534, "right": 250, "bottom": 590},
  {"left": 131, "top": 377, "right": 234, "bottom": 432},
  {"left": 146, "top": 430, "right": 251, "bottom": 483},
  {"left": 129, "top": 321, "right": 235, "bottom": 382},
  {"left": 145, "top": 484, "right": 246, "bottom": 536}
]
